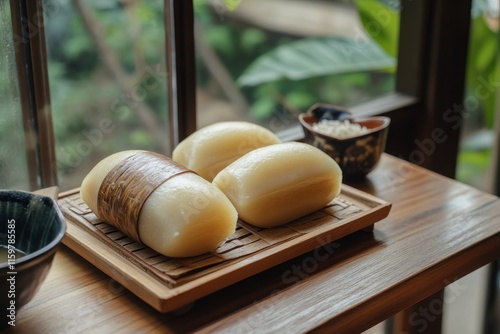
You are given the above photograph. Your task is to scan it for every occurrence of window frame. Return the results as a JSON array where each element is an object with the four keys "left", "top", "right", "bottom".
[
  {"left": 165, "top": 0, "right": 197, "bottom": 148},
  {"left": 313, "top": 0, "right": 471, "bottom": 179},
  {"left": 9, "top": 0, "right": 57, "bottom": 189},
  {"left": 8, "top": 0, "right": 472, "bottom": 189},
  {"left": 390, "top": 0, "right": 472, "bottom": 178}
]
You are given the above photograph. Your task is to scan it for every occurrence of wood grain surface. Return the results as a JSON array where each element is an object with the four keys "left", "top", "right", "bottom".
[{"left": 8, "top": 154, "right": 500, "bottom": 333}]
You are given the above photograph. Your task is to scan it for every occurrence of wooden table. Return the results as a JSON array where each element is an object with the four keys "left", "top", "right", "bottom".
[{"left": 9, "top": 154, "right": 500, "bottom": 333}]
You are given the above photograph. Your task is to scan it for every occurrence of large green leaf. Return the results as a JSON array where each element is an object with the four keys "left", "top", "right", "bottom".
[
  {"left": 237, "top": 37, "right": 395, "bottom": 87},
  {"left": 354, "top": 0, "right": 400, "bottom": 58}
]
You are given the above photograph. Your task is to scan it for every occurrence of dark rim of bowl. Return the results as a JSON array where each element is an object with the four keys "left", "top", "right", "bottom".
[
  {"left": 0, "top": 190, "right": 66, "bottom": 269},
  {"left": 298, "top": 114, "right": 391, "bottom": 143}
]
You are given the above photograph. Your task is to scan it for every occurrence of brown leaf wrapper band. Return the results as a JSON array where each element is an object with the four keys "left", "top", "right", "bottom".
[{"left": 97, "top": 151, "right": 193, "bottom": 242}]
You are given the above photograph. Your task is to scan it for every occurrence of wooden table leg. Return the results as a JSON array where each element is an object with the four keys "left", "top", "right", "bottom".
[
  {"left": 483, "top": 260, "right": 500, "bottom": 333},
  {"left": 389, "top": 290, "right": 445, "bottom": 334}
]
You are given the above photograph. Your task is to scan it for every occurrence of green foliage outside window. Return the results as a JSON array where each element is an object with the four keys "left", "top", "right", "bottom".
[{"left": 0, "top": 0, "right": 497, "bottom": 189}]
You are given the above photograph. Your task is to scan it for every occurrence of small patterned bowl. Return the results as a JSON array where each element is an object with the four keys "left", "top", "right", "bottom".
[
  {"left": 299, "top": 105, "right": 390, "bottom": 179},
  {"left": 0, "top": 189, "right": 66, "bottom": 327}
]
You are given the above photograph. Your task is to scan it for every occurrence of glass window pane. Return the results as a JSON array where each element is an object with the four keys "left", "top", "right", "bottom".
[
  {"left": 456, "top": 0, "right": 499, "bottom": 190},
  {"left": 43, "top": 0, "right": 170, "bottom": 191},
  {"left": 0, "top": 0, "right": 31, "bottom": 190},
  {"left": 194, "top": 0, "right": 399, "bottom": 131}
]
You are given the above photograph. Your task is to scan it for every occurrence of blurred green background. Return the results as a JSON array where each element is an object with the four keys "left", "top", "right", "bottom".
[{"left": 0, "top": 0, "right": 498, "bottom": 191}]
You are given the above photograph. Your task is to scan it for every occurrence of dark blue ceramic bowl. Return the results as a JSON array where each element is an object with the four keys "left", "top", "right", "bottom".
[{"left": 0, "top": 190, "right": 66, "bottom": 327}]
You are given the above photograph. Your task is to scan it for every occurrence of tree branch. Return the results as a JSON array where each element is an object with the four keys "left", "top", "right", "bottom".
[
  {"left": 194, "top": 20, "right": 251, "bottom": 119},
  {"left": 73, "top": 0, "right": 169, "bottom": 153}
]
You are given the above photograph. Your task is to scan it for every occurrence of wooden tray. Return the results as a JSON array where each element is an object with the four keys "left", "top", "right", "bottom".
[{"left": 58, "top": 184, "right": 391, "bottom": 312}]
